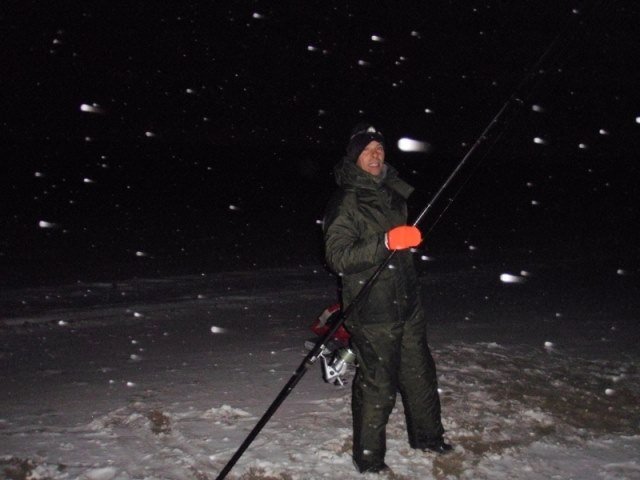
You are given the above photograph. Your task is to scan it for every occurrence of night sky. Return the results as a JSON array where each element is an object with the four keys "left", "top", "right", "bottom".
[{"left": 3, "top": 1, "right": 639, "bottom": 287}]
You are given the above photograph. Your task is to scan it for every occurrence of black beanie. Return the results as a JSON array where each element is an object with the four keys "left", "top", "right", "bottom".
[{"left": 346, "top": 123, "right": 385, "bottom": 161}]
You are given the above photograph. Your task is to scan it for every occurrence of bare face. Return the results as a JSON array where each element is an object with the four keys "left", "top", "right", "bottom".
[{"left": 356, "top": 141, "right": 385, "bottom": 176}]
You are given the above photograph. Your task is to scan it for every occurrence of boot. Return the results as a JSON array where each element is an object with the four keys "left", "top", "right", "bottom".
[
  {"left": 354, "top": 459, "right": 390, "bottom": 474},
  {"left": 421, "top": 438, "right": 453, "bottom": 454}
]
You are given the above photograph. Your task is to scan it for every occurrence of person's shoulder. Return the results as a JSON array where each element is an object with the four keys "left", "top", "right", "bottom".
[
  {"left": 327, "top": 187, "right": 357, "bottom": 210},
  {"left": 324, "top": 188, "right": 359, "bottom": 227}
]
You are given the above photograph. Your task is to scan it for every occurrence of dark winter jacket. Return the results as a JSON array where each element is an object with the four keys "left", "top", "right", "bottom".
[{"left": 323, "top": 158, "right": 421, "bottom": 326}]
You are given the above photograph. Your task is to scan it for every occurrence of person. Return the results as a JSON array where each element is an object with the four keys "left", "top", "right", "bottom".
[{"left": 323, "top": 123, "right": 452, "bottom": 474}]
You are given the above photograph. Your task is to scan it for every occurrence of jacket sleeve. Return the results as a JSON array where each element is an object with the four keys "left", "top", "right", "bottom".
[{"left": 323, "top": 192, "right": 388, "bottom": 275}]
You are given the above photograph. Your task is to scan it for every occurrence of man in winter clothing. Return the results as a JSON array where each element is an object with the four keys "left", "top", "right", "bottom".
[{"left": 323, "top": 123, "right": 451, "bottom": 474}]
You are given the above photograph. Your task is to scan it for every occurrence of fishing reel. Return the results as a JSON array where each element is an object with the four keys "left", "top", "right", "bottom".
[{"left": 318, "top": 346, "right": 356, "bottom": 386}]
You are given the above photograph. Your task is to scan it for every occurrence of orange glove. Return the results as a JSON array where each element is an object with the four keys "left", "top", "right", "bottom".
[{"left": 386, "top": 225, "right": 422, "bottom": 250}]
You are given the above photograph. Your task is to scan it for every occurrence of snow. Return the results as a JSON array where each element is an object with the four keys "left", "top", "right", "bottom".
[
  {"left": 1, "top": 259, "right": 638, "bottom": 479},
  {"left": 499, "top": 273, "right": 525, "bottom": 284},
  {"left": 79, "top": 104, "right": 105, "bottom": 114},
  {"left": 37, "top": 220, "right": 57, "bottom": 229},
  {"left": 397, "top": 138, "right": 431, "bottom": 153}
]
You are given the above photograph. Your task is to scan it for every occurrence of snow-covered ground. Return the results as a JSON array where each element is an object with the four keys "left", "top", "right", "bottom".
[{"left": 1, "top": 256, "right": 638, "bottom": 480}]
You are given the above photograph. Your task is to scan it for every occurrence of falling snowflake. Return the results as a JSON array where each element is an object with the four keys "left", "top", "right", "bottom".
[
  {"left": 38, "top": 220, "right": 57, "bottom": 228},
  {"left": 397, "top": 138, "right": 430, "bottom": 152},
  {"left": 80, "top": 103, "right": 105, "bottom": 114},
  {"left": 500, "top": 273, "right": 526, "bottom": 284}
]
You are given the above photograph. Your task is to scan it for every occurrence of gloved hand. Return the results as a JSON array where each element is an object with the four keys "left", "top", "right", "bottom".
[{"left": 385, "top": 225, "right": 422, "bottom": 250}]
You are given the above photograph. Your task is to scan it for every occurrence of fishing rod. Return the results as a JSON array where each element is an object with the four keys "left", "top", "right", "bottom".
[{"left": 215, "top": 5, "right": 604, "bottom": 479}]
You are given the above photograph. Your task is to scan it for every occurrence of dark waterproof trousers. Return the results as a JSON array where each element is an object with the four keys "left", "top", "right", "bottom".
[{"left": 349, "top": 305, "right": 444, "bottom": 472}]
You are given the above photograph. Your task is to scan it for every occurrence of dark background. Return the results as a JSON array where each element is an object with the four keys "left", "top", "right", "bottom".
[{"left": 2, "top": 1, "right": 639, "bottom": 287}]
